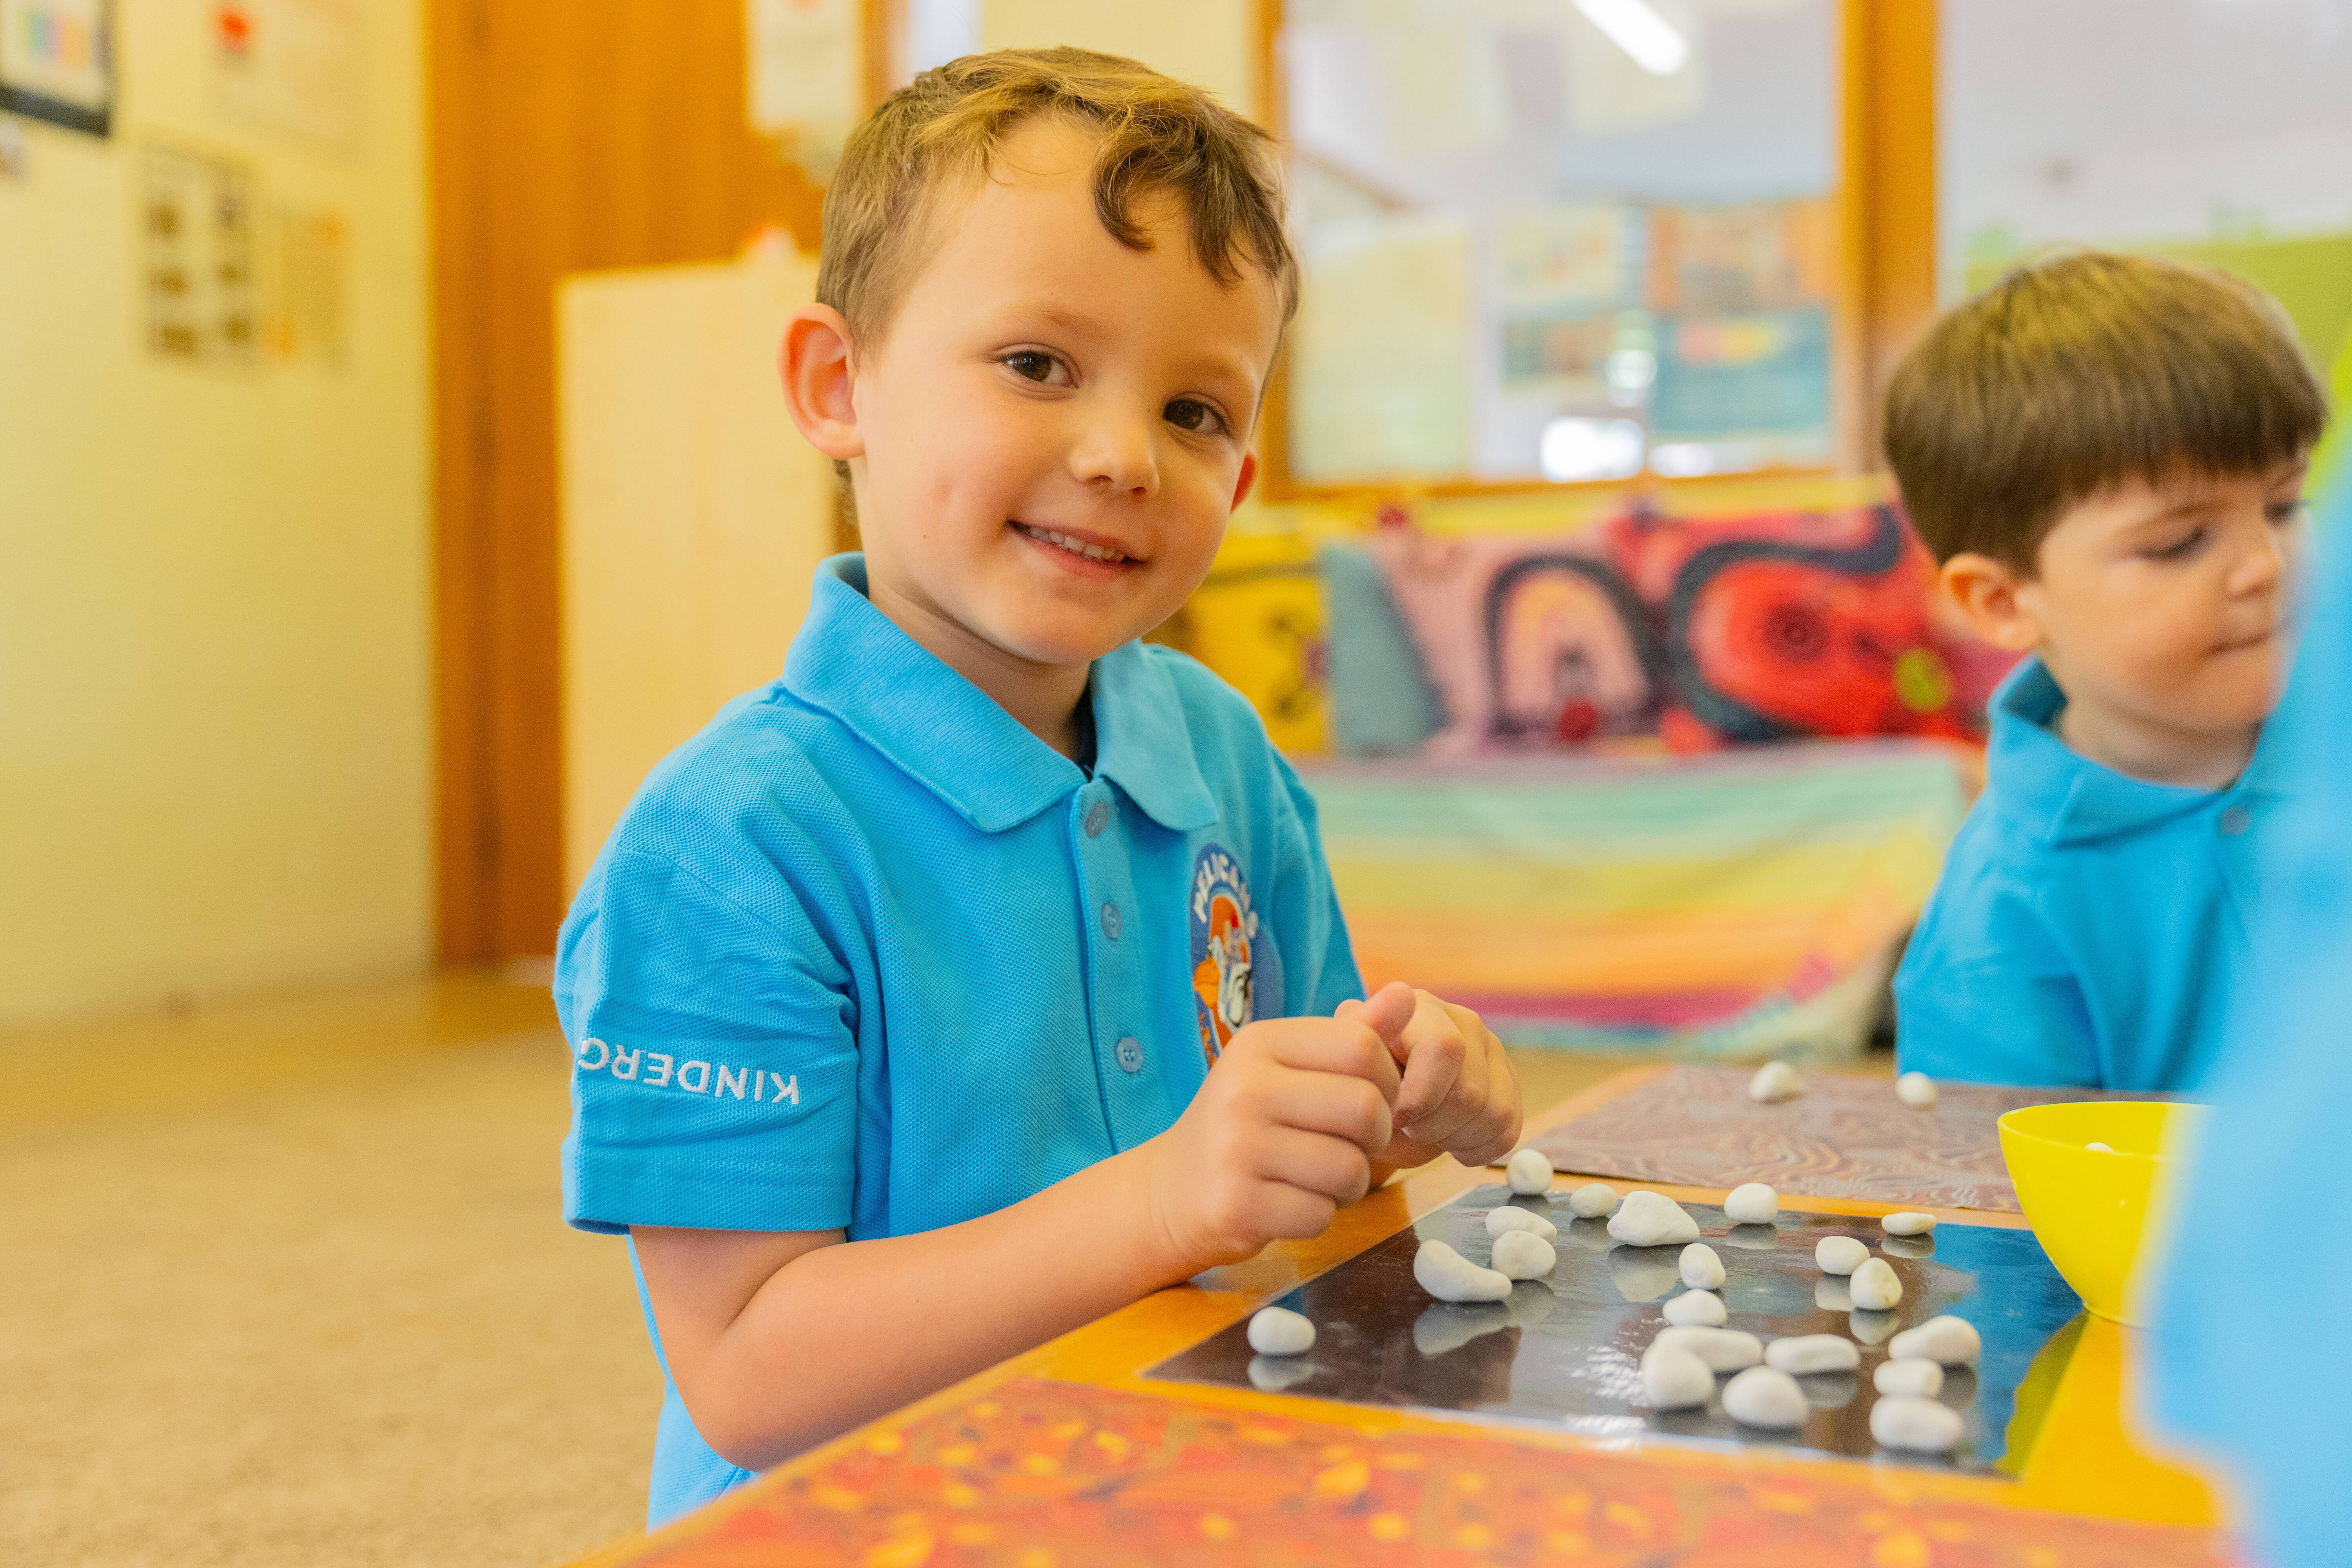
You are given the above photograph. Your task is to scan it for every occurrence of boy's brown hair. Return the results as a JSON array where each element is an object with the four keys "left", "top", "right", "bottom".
[
  {"left": 816, "top": 47, "right": 1298, "bottom": 354},
  {"left": 1883, "top": 251, "right": 2325, "bottom": 572}
]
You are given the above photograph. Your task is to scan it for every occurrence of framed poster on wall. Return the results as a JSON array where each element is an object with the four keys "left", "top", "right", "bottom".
[{"left": 0, "top": 0, "right": 113, "bottom": 136}]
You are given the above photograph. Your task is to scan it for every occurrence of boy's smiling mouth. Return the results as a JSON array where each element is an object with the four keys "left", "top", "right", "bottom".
[{"left": 1012, "top": 520, "right": 1141, "bottom": 571}]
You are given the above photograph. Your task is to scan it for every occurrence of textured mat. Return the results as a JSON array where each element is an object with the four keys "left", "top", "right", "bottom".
[
  {"left": 618, "top": 1374, "right": 2223, "bottom": 1567},
  {"left": 1531, "top": 1064, "right": 2160, "bottom": 1212}
]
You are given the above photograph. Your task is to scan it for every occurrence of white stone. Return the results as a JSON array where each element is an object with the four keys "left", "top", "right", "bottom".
[
  {"left": 2087, "top": 1141, "right": 2114, "bottom": 1154},
  {"left": 1505, "top": 1147, "right": 1554, "bottom": 1195},
  {"left": 1874, "top": 1358, "right": 1945, "bottom": 1398},
  {"left": 1871, "top": 1395, "right": 1964, "bottom": 1454},
  {"left": 1882, "top": 1212, "right": 1936, "bottom": 1236},
  {"left": 1246, "top": 1307, "right": 1315, "bottom": 1357},
  {"left": 1815, "top": 1236, "right": 1869, "bottom": 1275},
  {"left": 1486, "top": 1205, "right": 1558, "bottom": 1240},
  {"left": 1722, "top": 1365, "right": 1808, "bottom": 1428},
  {"left": 1724, "top": 1182, "right": 1779, "bottom": 1224},
  {"left": 1491, "top": 1229, "right": 1557, "bottom": 1281},
  {"left": 1641, "top": 1343, "right": 1715, "bottom": 1412},
  {"left": 1849, "top": 1257, "right": 1904, "bottom": 1312},
  {"left": 1749, "top": 1061, "right": 1806, "bottom": 1103},
  {"left": 1653, "top": 1325, "right": 1763, "bottom": 1372},
  {"left": 1662, "top": 1289, "right": 1727, "bottom": 1327},
  {"left": 1414, "top": 1239, "right": 1512, "bottom": 1303},
  {"left": 1679, "top": 1243, "right": 1726, "bottom": 1290},
  {"left": 1888, "top": 1315, "right": 1982, "bottom": 1367},
  {"left": 1608, "top": 1190, "right": 1702, "bottom": 1248},
  {"left": 1568, "top": 1182, "right": 1620, "bottom": 1218},
  {"left": 1896, "top": 1071, "right": 1937, "bottom": 1109},
  {"left": 1764, "top": 1334, "right": 1860, "bottom": 1375}
]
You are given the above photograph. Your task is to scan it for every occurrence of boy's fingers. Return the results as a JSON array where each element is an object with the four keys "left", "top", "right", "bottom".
[
  {"left": 1397, "top": 1024, "right": 1491, "bottom": 1149},
  {"left": 1336, "top": 982, "right": 1417, "bottom": 1051},
  {"left": 1253, "top": 1069, "right": 1394, "bottom": 1155},
  {"left": 1255, "top": 1126, "right": 1376, "bottom": 1207},
  {"left": 1393, "top": 998, "right": 1468, "bottom": 1127},
  {"left": 1270, "top": 1018, "right": 1402, "bottom": 1103}
]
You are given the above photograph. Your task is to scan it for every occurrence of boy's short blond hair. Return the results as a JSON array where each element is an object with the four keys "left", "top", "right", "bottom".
[
  {"left": 817, "top": 47, "right": 1298, "bottom": 354},
  {"left": 1883, "top": 251, "right": 2326, "bottom": 572}
]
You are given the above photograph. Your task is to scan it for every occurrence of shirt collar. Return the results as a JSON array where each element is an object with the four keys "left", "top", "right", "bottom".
[
  {"left": 1990, "top": 655, "right": 2283, "bottom": 848},
  {"left": 782, "top": 555, "right": 1217, "bottom": 835}
]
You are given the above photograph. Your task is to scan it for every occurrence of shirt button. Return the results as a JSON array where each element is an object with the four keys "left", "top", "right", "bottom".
[
  {"left": 1084, "top": 799, "right": 1111, "bottom": 838},
  {"left": 1116, "top": 1036, "right": 1144, "bottom": 1073},
  {"left": 1100, "top": 901, "right": 1122, "bottom": 941},
  {"left": 2219, "top": 805, "right": 2252, "bottom": 836}
]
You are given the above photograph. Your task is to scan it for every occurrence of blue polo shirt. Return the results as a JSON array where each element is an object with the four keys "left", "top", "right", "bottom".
[
  {"left": 556, "top": 554, "right": 1362, "bottom": 1526},
  {"left": 1891, "top": 655, "right": 2276, "bottom": 1090}
]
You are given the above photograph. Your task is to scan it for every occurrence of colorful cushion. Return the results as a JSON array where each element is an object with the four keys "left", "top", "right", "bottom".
[
  {"left": 1372, "top": 505, "right": 2014, "bottom": 754},
  {"left": 1155, "top": 532, "right": 1330, "bottom": 755}
]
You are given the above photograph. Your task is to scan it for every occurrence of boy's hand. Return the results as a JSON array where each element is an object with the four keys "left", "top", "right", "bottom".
[
  {"left": 1142, "top": 986, "right": 1416, "bottom": 1271},
  {"left": 1340, "top": 982, "right": 1522, "bottom": 1172}
]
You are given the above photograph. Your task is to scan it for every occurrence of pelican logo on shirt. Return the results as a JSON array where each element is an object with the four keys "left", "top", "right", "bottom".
[
  {"left": 1189, "top": 844, "right": 1257, "bottom": 1064},
  {"left": 573, "top": 1038, "right": 799, "bottom": 1104}
]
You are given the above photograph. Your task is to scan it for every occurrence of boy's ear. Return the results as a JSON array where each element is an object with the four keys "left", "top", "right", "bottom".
[
  {"left": 1231, "top": 450, "right": 1259, "bottom": 512},
  {"left": 779, "top": 305, "right": 863, "bottom": 463},
  {"left": 1940, "top": 551, "right": 2043, "bottom": 653}
]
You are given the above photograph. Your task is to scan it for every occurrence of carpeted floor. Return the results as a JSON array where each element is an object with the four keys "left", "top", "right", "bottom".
[{"left": 0, "top": 973, "right": 1653, "bottom": 1568}]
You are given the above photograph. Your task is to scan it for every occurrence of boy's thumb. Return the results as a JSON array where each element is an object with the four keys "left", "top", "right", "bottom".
[{"left": 1337, "top": 981, "right": 1417, "bottom": 1051}]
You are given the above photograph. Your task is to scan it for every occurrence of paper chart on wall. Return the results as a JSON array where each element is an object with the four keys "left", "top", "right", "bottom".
[
  {"left": 0, "top": 0, "right": 113, "bottom": 134},
  {"left": 212, "top": 0, "right": 363, "bottom": 150},
  {"left": 748, "top": 0, "right": 861, "bottom": 178},
  {"left": 1290, "top": 212, "right": 1474, "bottom": 483}
]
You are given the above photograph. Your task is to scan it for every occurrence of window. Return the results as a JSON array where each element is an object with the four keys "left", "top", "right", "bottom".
[{"left": 1278, "top": 0, "right": 1843, "bottom": 490}]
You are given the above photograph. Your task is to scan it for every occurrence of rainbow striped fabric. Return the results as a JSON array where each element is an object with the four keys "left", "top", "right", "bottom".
[{"left": 1300, "top": 738, "right": 1977, "bottom": 1062}]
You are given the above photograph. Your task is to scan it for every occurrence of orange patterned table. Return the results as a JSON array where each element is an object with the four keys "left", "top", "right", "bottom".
[{"left": 571, "top": 1071, "right": 2234, "bottom": 1568}]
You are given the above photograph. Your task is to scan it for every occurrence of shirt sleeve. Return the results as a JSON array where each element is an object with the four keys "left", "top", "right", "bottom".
[
  {"left": 558, "top": 846, "right": 860, "bottom": 1236},
  {"left": 1267, "top": 751, "right": 1368, "bottom": 1019},
  {"left": 1892, "top": 882, "right": 2100, "bottom": 1087}
]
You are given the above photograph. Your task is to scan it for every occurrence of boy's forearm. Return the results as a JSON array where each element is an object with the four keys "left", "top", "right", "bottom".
[{"left": 668, "top": 1140, "right": 1192, "bottom": 1470}]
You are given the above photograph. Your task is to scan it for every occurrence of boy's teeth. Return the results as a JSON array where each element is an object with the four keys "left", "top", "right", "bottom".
[{"left": 1026, "top": 524, "right": 1127, "bottom": 563}]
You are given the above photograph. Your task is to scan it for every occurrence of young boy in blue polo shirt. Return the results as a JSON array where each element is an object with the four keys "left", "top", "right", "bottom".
[
  {"left": 556, "top": 49, "right": 1524, "bottom": 1527},
  {"left": 1883, "top": 252, "right": 2326, "bottom": 1089}
]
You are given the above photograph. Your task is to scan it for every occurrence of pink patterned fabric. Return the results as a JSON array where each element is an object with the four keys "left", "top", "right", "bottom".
[{"left": 1372, "top": 506, "right": 2015, "bottom": 756}]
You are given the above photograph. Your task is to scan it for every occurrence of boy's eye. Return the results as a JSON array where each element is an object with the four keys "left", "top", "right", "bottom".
[
  {"left": 2145, "top": 527, "right": 2205, "bottom": 561},
  {"left": 1165, "top": 397, "right": 1227, "bottom": 436},
  {"left": 2268, "top": 498, "right": 2308, "bottom": 527},
  {"left": 1001, "top": 350, "right": 1069, "bottom": 385}
]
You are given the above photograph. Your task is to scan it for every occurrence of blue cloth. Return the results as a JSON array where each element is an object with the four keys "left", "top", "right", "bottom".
[
  {"left": 556, "top": 554, "right": 1364, "bottom": 1528},
  {"left": 1319, "top": 539, "right": 1443, "bottom": 755},
  {"left": 2151, "top": 487, "right": 2352, "bottom": 1568},
  {"left": 1892, "top": 655, "right": 2278, "bottom": 1090}
]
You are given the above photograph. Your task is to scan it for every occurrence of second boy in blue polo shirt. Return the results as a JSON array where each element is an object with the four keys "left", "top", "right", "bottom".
[
  {"left": 1892, "top": 657, "right": 2278, "bottom": 1089},
  {"left": 1882, "top": 253, "right": 2323, "bottom": 1088},
  {"left": 559, "top": 53, "right": 1525, "bottom": 1528}
]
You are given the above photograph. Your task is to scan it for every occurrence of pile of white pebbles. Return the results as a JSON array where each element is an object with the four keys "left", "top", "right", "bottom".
[{"left": 1243, "top": 1071, "right": 1976, "bottom": 1459}]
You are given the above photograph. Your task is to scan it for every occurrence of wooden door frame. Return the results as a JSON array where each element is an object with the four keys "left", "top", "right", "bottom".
[{"left": 429, "top": 0, "right": 855, "bottom": 962}]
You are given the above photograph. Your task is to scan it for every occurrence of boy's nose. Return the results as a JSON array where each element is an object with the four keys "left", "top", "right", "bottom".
[
  {"left": 1071, "top": 413, "right": 1159, "bottom": 500},
  {"left": 2230, "top": 521, "right": 2288, "bottom": 596}
]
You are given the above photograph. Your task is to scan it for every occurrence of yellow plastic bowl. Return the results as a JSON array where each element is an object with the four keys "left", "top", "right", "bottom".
[{"left": 1996, "top": 1100, "right": 2207, "bottom": 1326}]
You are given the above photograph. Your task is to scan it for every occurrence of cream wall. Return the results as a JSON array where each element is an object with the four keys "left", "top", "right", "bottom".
[
  {"left": 980, "top": 0, "right": 1261, "bottom": 115},
  {"left": 558, "top": 246, "right": 838, "bottom": 897},
  {"left": 0, "top": 3, "right": 432, "bottom": 1025}
]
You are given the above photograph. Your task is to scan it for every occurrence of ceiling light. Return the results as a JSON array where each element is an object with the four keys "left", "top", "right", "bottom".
[{"left": 1573, "top": 0, "right": 1691, "bottom": 76}]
